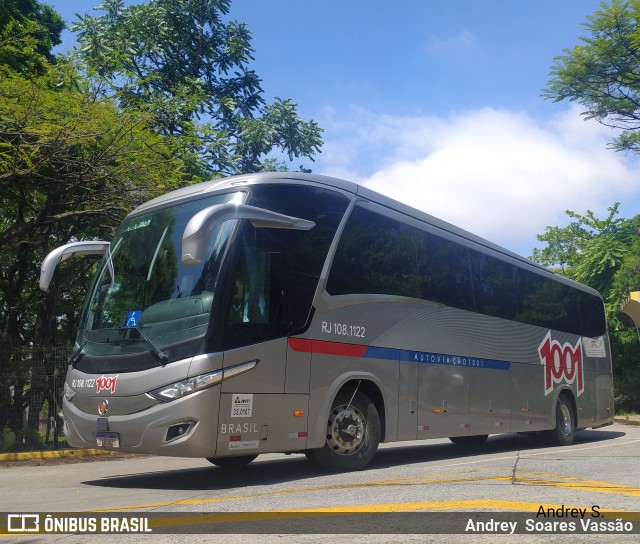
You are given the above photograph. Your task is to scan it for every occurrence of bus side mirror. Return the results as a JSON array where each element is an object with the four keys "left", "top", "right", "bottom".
[
  {"left": 40, "top": 241, "right": 110, "bottom": 291},
  {"left": 182, "top": 203, "right": 315, "bottom": 265}
]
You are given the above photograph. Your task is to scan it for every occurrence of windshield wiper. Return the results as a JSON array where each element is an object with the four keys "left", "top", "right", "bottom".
[
  {"left": 69, "top": 340, "right": 88, "bottom": 367},
  {"left": 119, "top": 325, "right": 169, "bottom": 364}
]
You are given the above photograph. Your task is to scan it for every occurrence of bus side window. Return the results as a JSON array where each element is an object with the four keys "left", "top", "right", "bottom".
[{"left": 256, "top": 184, "right": 349, "bottom": 332}]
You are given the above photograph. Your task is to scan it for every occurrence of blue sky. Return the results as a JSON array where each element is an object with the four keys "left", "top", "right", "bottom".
[{"left": 49, "top": 1, "right": 640, "bottom": 257}]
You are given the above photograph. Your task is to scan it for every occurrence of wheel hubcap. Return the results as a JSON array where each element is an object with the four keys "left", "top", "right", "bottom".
[
  {"left": 326, "top": 404, "right": 366, "bottom": 455},
  {"left": 559, "top": 404, "right": 572, "bottom": 436}
]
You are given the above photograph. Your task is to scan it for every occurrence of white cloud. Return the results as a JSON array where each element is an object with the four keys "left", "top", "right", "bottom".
[
  {"left": 317, "top": 105, "right": 640, "bottom": 256},
  {"left": 425, "top": 29, "right": 478, "bottom": 58}
]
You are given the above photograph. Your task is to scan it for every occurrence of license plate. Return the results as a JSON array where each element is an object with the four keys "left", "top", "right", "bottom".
[{"left": 96, "top": 432, "right": 120, "bottom": 448}]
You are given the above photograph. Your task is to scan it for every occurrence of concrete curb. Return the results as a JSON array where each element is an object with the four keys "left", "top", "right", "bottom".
[
  {"left": 0, "top": 449, "right": 118, "bottom": 462},
  {"left": 614, "top": 417, "right": 640, "bottom": 426}
]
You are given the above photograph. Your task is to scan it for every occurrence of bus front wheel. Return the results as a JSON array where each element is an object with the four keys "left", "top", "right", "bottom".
[
  {"left": 206, "top": 454, "right": 258, "bottom": 468},
  {"left": 305, "top": 389, "right": 380, "bottom": 472},
  {"left": 545, "top": 394, "right": 575, "bottom": 446}
]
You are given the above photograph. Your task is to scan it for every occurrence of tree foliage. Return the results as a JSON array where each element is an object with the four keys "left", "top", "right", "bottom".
[
  {"left": 0, "top": 0, "right": 65, "bottom": 75},
  {"left": 72, "top": 0, "right": 323, "bottom": 178},
  {"left": 0, "top": 61, "right": 183, "bottom": 357},
  {"left": 531, "top": 205, "right": 640, "bottom": 410},
  {"left": 0, "top": 10, "right": 182, "bottom": 445},
  {"left": 544, "top": 0, "right": 640, "bottom": 153},
  {"left": 532, "top": 204, "right": 637, "bottom": 295}
]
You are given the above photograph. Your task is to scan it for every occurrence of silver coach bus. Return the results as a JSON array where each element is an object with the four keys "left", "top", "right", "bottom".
[{"left": 40, "top": 173, "right": 614, "bottom": 472}]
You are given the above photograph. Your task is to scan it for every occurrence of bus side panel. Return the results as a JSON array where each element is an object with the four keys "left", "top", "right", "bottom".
[
  {"left": 216, "top": 338, "right": 312, "bottom": 455},
  {"left": 581, "top": 339, "right": 614, "bottom": 427},
  {"left": 468, "top": 365, "right": 510, "bottom": 435},
  {"left": 418, "top": 364, "right": 469, "bottom": 439},
  {"left": 595, "top": 373, "right": 614, "bottom": 422},
  {"left": 510, "top": 361, "right": 552, "bottom": 432},
  {"left": 577, "top": 370, "right": 597, "bottom": 426},
  {"left": 397, "top": 359, "right": 418, "bottom": 441},
  {"left": 220, "top": 338, "right": 287, "bottom": 393},
  {"left": 417, "top": 362, "right": 511, "bottom": 440},
  {"left": 285, "top": 342, "right": 311, "bottom": 394},
  {"left": 578, "top": 370, "right": 613, "bottom": 427}
]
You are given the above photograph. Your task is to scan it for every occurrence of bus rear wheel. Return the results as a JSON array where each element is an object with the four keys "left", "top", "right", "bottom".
[
  {"left": 305, "top": 389, "right": 380, "bottom": 472},
  {"left": 545, "top": 394, "right": 575, "bottom": 446},
  {"left": 206, "top": 454, "right": 258, "bottom": 468}
]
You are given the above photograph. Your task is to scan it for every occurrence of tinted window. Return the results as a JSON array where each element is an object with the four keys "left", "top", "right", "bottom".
[
  {"left": 515, "top": 268, "right": 559, "bottom": 329},
  {"left": 327, "top": 209, "right": 420, "bottom": 298},
  {"left": 327, "top": 206, "right": 474, "bottom": 311},
  {"left": 470, "top": 250, "right": 517, "bottom": 320},
  {"left": 580, "top": 292, "right": 606, "bottom": 338},
  {"left": 417, "top": 230, "right": 474, "bottom": 311},
  {"left": 327, "top": 204, "right": 606, "bottom": 338}
]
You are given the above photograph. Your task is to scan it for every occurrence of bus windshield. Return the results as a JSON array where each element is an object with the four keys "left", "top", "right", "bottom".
[{"left": 76, "top": 192, "right": 244, "bottom": 358}]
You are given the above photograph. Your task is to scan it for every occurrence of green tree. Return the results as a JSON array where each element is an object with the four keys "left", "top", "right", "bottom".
[
  {"left": 532, "top": 204, "right": 636, "bottom": 296},
  {"left": 531, "top": 205, "right": 640, "bottom": 411},
  {"left": 0, "top": 0, "right": 65, "bottom": 75},
  {"left": 72, "top": 0, "right": 323, "bottom": 179},
  {"left": 0, "top": 66, "right": 181, "bottom": 253},
  {"left": 544, "top": 0, "right": 640, "bottom": 153},
  {"left": 0, "top": 64, "right": 184, "bottom": 445}
]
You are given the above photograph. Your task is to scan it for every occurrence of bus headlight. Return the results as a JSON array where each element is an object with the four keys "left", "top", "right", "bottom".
[{"left": 147, "top": 370, "right": 223, "bottom": 402}]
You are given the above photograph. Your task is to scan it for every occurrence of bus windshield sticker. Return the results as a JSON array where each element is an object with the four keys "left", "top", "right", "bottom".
[
  {"left": 123, "top": 218, "right": 151, "bottom": 232},
  {"left": 124, "top": 310, "right": 142, "bottom": 327}
]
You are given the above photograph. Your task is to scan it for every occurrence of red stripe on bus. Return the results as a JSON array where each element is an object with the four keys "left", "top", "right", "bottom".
[{"left": 288, "top": 338, "right": 368, "bottom": 357}]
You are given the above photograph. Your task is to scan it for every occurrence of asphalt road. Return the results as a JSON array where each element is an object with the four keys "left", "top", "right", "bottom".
[{"left": 2, "top": 422, "right": 640, "bottom": 543}]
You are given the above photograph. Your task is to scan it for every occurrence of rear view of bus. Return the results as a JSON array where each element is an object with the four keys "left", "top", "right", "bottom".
[{"left": 40, "top": 173, "right": 614, "bottom": 472}]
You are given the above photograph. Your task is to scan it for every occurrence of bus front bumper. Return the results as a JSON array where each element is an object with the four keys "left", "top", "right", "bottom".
[{"left": 62, "top": 386, "right": 221, "bottom": 458}]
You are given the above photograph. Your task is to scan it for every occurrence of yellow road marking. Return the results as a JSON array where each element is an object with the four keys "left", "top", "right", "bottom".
[
  {"left": 90, "top": 468, "right": 640, "bottom": 512},
  {"left": 110, "top": 501, "right": 640, "bottom": 531}
]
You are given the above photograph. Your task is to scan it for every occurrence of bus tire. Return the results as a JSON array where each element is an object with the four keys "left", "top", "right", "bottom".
[
  {"left": 449, "top": 434, "right": 488, "bottom": 448},
  {"left": 205, "top": 454, "right": 258, "bottom": 468},
  {"left": 545, "top": 394, "right": 575, "bottom": 446},
  {"left": 305, "top": 389, "right": 380, "bottom": 472}
]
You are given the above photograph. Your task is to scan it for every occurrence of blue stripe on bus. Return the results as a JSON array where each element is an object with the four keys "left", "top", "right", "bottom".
[{"left": 364, "top": 346, "right": 510, "bottom": 371}]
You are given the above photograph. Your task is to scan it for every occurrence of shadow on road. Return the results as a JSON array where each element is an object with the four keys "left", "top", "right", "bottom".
[{"left": 81, "top": 428, "right": 625, "bottom": 491}]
